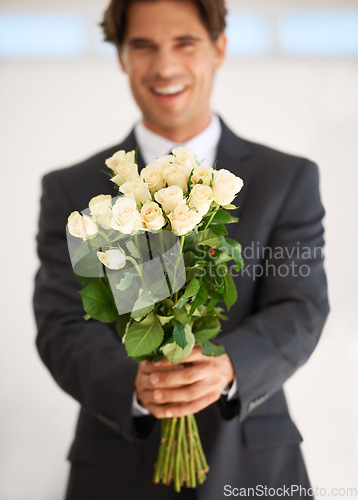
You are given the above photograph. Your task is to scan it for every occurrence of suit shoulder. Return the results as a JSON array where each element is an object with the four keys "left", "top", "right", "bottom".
[{"left": 244, "top": 137, "right": 317, "bottom": 172}]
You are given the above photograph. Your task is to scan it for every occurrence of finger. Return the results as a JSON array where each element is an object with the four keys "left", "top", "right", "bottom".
[
  {"left": 148, "top": 361, "right": 210, "bottom": 389},
  {"left": 147, "top": 391, "right": 221, "bottom": 419},
  {"left": 151, "top": 379, "right": 217, "bottom": 405},
  {"left": 143, "top": 359, "right": 183, "bottom": 373}
]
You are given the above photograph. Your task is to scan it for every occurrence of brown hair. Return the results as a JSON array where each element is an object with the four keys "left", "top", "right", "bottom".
[{"left": 101, "top": 0, "right": 227, "bottom": 46}]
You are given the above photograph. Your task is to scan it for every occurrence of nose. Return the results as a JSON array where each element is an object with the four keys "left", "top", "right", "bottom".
[{"left": 152, "top": 47, "right": 181, "bottom": 80}]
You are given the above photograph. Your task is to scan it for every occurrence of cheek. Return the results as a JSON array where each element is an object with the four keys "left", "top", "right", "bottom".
[{"left": 192, "top": 63, "right": 214, "bottom": 92}]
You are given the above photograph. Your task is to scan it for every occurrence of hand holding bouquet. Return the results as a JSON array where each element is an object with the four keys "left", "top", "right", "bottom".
[{"left": 66, "top": 147, "right": 244, "bottom": 492}]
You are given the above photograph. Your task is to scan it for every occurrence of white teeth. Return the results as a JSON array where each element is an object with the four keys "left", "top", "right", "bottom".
[{"left": 153, "top": 85, "right": 185, "bottom": 96}]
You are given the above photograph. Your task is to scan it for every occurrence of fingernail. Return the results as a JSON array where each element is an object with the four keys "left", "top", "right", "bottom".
[
  {"left": 151, "top": 374, "right": 159, "bottom": 384},
  {"left": 166, "top": 410, "right": 173, "bottom": 418}
]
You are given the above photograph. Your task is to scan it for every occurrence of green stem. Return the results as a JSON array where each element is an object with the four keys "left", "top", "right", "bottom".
[
  {"left": 163, "top": 417, "right": 177, "bottom": 484},
  {"left": 191, "top": 414, "right": 209, "bottom": 473},
  {"left": 186, "top": 415, "right": 196, "bottom": 488},
  {"left": 194, "top": 447, "right": 205, "bottom": 485},
  {"left": 180, "top": 234, "right": 185, "bottom": 251},
  {"left": 166, "top": 435, "right": 176, "bottom": 485},
  {"left": 153, "top": 414, "right": 209, "bottom": 491},
  {"left": 125, "top": 256, "right": 142, "bottom": 278},
  {"left": 153, "top": 418, "right": 171, "bottom": 483},
  {"left": 174, "top": 416, "right": 184, "bottom": 492},
  {"left": 203, "top": 205, "right": 220, "bottom": 230},
  {"left": 181, "top": 416, "right": 190, "bottom": 487}
]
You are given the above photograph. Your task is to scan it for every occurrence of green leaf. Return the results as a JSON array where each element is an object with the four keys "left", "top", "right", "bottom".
[
  {"left": 157, "top": 315, "right": 174, "bottom": 326},
  {"left": 115, "top": 272, "right": 135, "bottom": 291},
  {"left": 174, "top": 278, "right": 201, "bottom": 309},
  {"left": 173, "top": 306, "right": 188, "bottom": 325},
  {"left": 131, "top": 354, "right": 154, "bottom": 363},
  {"left": 131, "top": 290, "right": 155, "bottom": 320},
  {"left": 197, "top": 229, "right": 222, "bottom": 248},
  {"left": 192, "top": 314, "right": 221, "bottom": 343},
  {"left": 209, "top": 249, "right": 233, "bottom": 265},
  {"left": 206, "top": 288, "right": 224, "bottom": 300},
  {"left": 210, "top": 210, "right": 238, "bottom": 225},
  {"left": 79, "top": 279, "right": 118, "bottom": 323},
  {"left": 209, "top": 224, "right": 228, "bottom": 236},
  {"left": 116, "top": 313, "right": 131, "bottom": 338},
  {"left": 172, "top": 320, "right": 188, "bottom": 348},
  {"left": 201, "top": 341, "right": 226, "bottom": 357},
  {"left": 124, "top": 312, "right": 164, "bottom": 358},
  {"left": 189, "top": 284, "right": 208, "bottom": 316},
  {"left": 183, "top": 231, "right": 199, "bottom": 252},
  {"left": 223, "top": 271, "right": 238, "bottom": 310},
  {"left": 162, "top": 298, "right": 174, "bottom": 314},
  {"left": 74, "top": 251, "right": 104, "bottom": 278},
  {"left": 219, "top": 236, "right": 244, "bottom": 271},
  {"left": 183, "top": 251, "right": 196, "bottom": 267},
  {"left": 161, "top": 324, "right": 195, "bottom": 363},
  {"left": 126, "top": 240, "right": 141, "bottom": 259},
  {"left": 74, "top": 273, "right": 94, "bottom": 287},
  {"left": 222, "top": 204, "right": 238, "bottom": 210}
]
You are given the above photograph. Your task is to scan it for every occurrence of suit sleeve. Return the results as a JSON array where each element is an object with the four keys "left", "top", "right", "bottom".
[
  {"left": 33, "top": 172, "right": 142, "bottom": 442},
  {"left": 219, "top": 160, "right": 330, "bottom": 422}
]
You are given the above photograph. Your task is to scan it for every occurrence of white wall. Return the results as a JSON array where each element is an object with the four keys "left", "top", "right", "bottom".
[{"left": 1, "top": 1, "right": 358, "bottom": 498}]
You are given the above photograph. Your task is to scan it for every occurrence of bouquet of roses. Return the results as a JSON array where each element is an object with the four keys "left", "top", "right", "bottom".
[{"left": 66, "top": 147, "right": 244, "bottom": 492}]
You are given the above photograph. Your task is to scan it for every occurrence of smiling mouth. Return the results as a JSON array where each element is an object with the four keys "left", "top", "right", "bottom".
[{"left": 152, "top": 85, "right": 186, "bottom": 96}]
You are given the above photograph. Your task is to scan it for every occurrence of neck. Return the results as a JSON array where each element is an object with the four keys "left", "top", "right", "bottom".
[{"left": 142, "top": 114, "right": 213, "bottom": 143}]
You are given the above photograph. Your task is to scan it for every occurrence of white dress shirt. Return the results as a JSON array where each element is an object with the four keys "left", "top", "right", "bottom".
[
  {"left": 134, "top": 113, "right": 221, "bottom": 167},
  {"left": 131, "top": 114, "right": 238, "bottom": 416}
]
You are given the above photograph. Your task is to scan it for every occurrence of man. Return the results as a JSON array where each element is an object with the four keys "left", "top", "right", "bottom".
[{"left": 34, "top": 1, "right": 329, "bottom": 499}]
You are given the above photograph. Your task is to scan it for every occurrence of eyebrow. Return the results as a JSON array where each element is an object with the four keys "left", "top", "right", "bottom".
[{"left": 126, "top": 35, "right": 202, "bottom": 46}]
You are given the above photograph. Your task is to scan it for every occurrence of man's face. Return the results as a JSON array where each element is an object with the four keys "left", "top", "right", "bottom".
[{"left": 118, "top": 0, "right": 226, "bottom": 142}]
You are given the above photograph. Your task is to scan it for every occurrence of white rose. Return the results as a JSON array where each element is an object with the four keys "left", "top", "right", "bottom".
[
  {"left": 154, "top": 186, "right": 186, "bottom": 214},
  {"left": 155, "top": 155, "right": 175, "bottom": 166},
  {"left": 163, "top": 164, "right": 188, "bottom": 193},
  {"left": 191, "top": 165, "right": 213, "bottom": 186},
  {"left": 111, "top": 197, "right": 144, "bottom": 234},
  {"left": 67, "top": 211, "right": 98, "bottom": 240},
  {"left": 106, "top": 150, "right": 139, "bottom": 186},
  {"left": 140, "top": 163, "right": 165, "bottom": 192},
  {"left": 97, "top": 249, "right": 126, "bottom": 270},
  {"left": 140, "top": 201, "right": 166, "bottom": 230},
  {"left": 89, "top": 194, "right": 112, "bottom": 230},
  {"left": 212, "top": 169, "right": 244, "bottom": 206},
  {"left": 171, "top": 147, "right": 197, "bottom": 179},
  {"left": 119, "top": 178, "right": 151, "bottom": 204},
  {"left": 168, "top": 205, "right": 202, "bottom": 236},
  {"left": 188, "top": 184, "right": 214, "bottom": 215}
]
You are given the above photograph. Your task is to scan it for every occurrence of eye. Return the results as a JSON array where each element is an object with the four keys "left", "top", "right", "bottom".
[
  {"left": 133, "top": 43, "right": 151, "bottom": 50},
  {"left": 177, "top": 41, "right": 196, "bottom": 50},
  {"left": 129, "top": 40, "right": 155, "bottom": 51}
]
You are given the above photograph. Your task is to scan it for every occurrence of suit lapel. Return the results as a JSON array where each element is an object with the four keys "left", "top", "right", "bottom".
[
  {"left": 116, "top": 129, "right": 146, "bottom": 170},
  {"left": 107, "top": 130, "right": 146, "bottom": 196},
  {"left": 216, "top": 119, "right": 255, "bottom": 217}
]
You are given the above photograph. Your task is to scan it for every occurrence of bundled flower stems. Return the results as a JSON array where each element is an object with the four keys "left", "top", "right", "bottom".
[
  {"left": 154, "top": 415, "right": 209, "bottom": 492},
  {"left": 67, "top": 147, "right": 244, "bottom": 491}
]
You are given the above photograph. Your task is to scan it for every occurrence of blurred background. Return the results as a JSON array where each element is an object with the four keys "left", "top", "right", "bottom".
[{"left": 1, "top": 0, "right": 357, "bottom": 498}]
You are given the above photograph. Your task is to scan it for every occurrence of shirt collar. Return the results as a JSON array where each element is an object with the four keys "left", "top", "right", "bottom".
[{"left": 134, "top": 114, "right": 222, "bottom": 168}]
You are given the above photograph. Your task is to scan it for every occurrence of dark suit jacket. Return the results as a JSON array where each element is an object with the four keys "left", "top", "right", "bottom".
[{"left": 33, "top": 120, "right": 329, "bottom": 499}]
